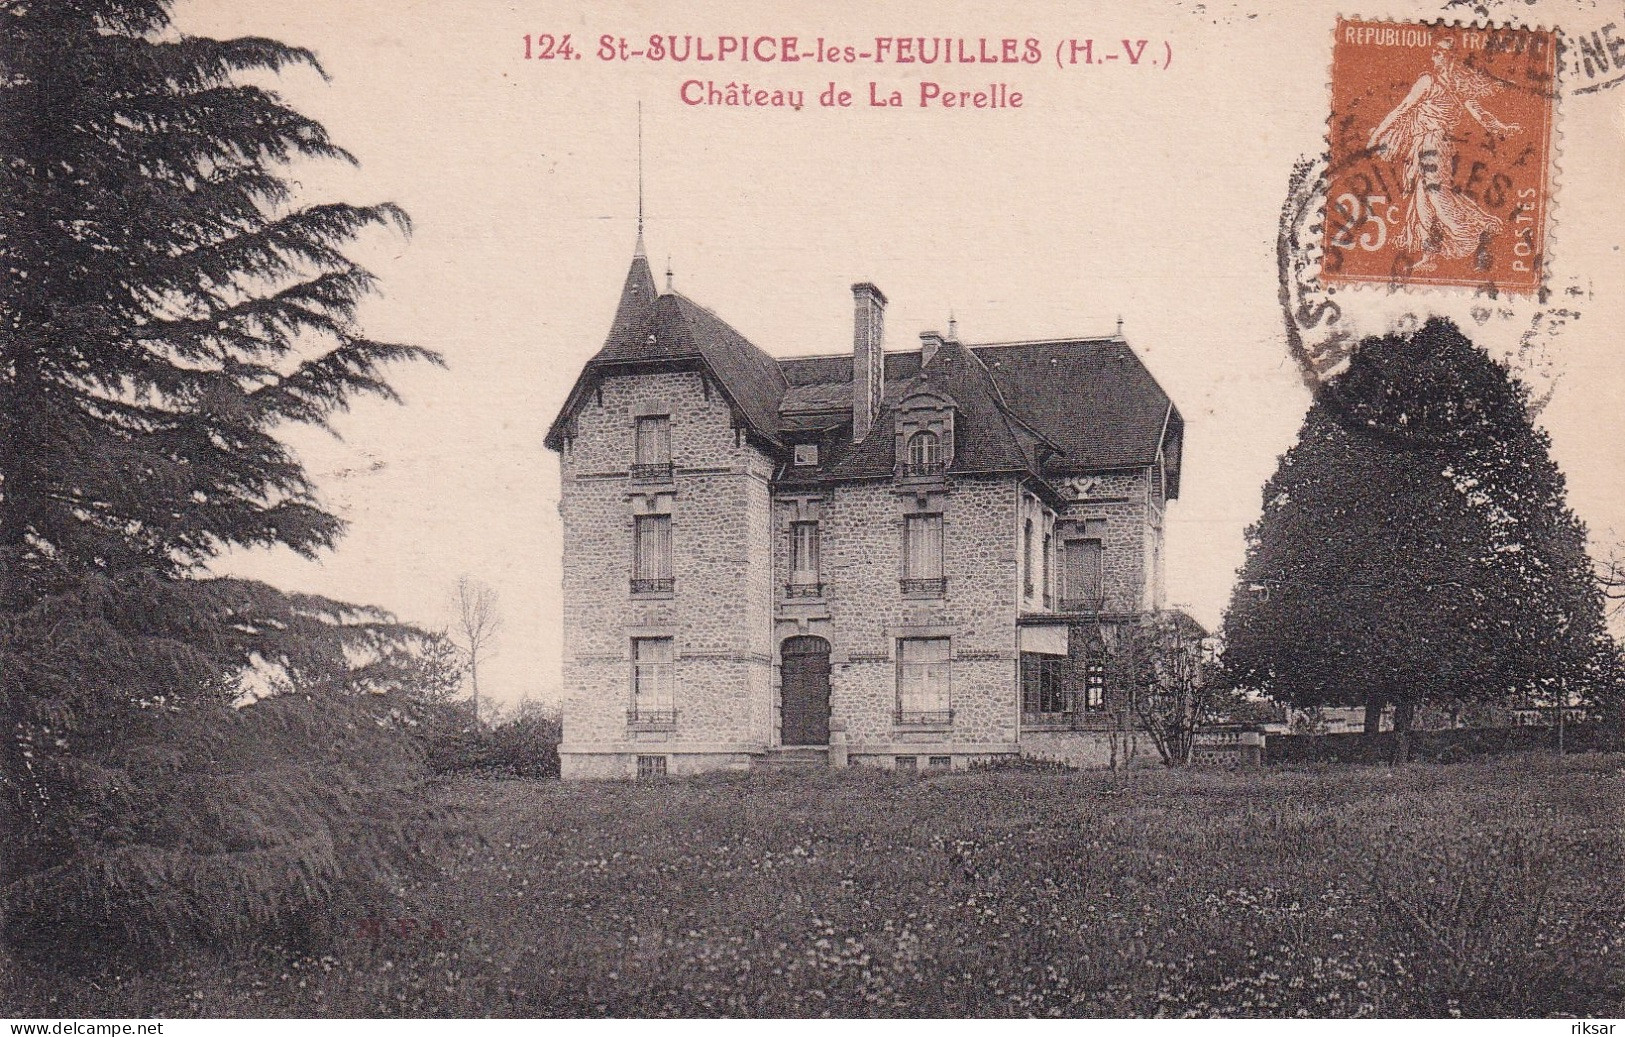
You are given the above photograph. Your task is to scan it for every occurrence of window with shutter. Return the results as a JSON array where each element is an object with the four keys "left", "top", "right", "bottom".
[
  {"left": 631, "top": 638, "right": 674, "bottom": 721},
  {"left": 902, "top": 514, "right": 945, "bottom": 595},
  {"left": 788, "top": 521, "right": 821, "bottom": 596},
  {"left": 632, "top": 514, "right": 673, "bottom": 593},
  {"left": 1063, "top": 538, "right": 1104, "bottom": 611},
  {"left": 632, "top": 415, "right": 672, "bottom": 481},
  {"left": 897, "top": 637, "right": 952, "bottom": 723},
  {"left": 1023, "top": 518, "right": 1035, "bottom": 598},
  {"left": 1042, "top": 531, "right": 1054, "bottom": 608}
]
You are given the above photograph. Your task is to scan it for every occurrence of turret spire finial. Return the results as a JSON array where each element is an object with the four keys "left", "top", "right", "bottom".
[{"left": 634, "top": 101, "right": 646, "bottom": 257}]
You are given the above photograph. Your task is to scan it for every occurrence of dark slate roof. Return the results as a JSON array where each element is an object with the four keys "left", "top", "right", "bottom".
[
  {"left": 550, "top": 250, "right": 1182, "bottom": 496},
  {"left": 775, "top": 340, "right": 1179, "bottom": 480},
  {"left": 545, "top": 250, "right": 788, "bottom": 450},
  {"left": 822, "top": 340, "right": 1051, "bottom": 481},
  {"left": 781, "top": 378, "right": 916, "bottom": 414},
  {"left": 780, "top": 352, "right": 920, "bottom": 388},
  {"left": 972, "top": 339, "right": 1175, "bottom": 473},
  {"left": 601, "top": 248, "right": 658, "bottom": 356},
  {"left": 663, "top": 294, "right": 788, "bottom": 440}
]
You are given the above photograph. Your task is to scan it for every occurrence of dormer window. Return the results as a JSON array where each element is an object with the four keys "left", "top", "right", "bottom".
[
  {"left": 794, "top": 443, "right": 819, "bottom": 467},
  {"left": 894, "top": 387, "right": 956, "bottom": 479},
  {"left": 907, "top": 431, "right": 943, "bottom": 474}
]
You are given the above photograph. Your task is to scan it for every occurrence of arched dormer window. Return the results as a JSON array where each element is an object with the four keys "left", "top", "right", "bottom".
[
  {"left": 895, "top": 387, "right": 956, "bottom": 479},
  {"left": 907, "top": 430, "right": 943, "bottom": 474}
]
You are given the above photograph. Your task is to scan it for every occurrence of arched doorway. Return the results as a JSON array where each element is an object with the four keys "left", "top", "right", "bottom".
[{"left": 780, "top": 635, "right": 832, "bottom": 746}]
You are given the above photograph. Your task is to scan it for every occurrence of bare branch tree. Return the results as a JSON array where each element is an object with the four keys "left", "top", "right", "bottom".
[
  {"left": 1116, "top": 610, "right": 1223, "bottom": 766},
  {"left": 451, "top": 575, "right": 501, "bottom": 722},
  {"left": 1597, "top": 544, "right": 1625, "bottom": 623}
]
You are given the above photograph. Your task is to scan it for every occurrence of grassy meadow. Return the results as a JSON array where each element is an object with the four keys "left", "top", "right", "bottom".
[{"left": 3, "top": 753, "right": 1622, "bottom": 1018}]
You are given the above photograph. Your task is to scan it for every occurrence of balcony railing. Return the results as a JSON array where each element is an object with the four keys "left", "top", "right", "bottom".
[
  {"left": 901, "top": 460, "right": 948, "bottom": 478},
  {"left": 900, "top": 576, "right": 948, "bottom": 596},
  {"left": 895, "top": 709, "right": 954, "bottom": 727},
  {"left": 627, "top": 708, "right": 677, "bottom": 729},
  {"left": 1059, "top": 593, "right": 1106, "bottom": 613},
  {"left": 629, "top": 462, "right": 674, "bottom": 482},
  {"left": 631, "top": 577, "right": 675, "bottom": 594},
  {"left": 784, "top": 581, "right": 824, "bottom": 598}
]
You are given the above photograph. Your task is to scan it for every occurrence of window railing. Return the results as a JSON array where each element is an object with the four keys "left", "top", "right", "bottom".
[
  {"left": 627, "top": 708, "right": 677, "bottom": 728},
  {"left": 629, "top": 461, "right": 674, "bottom": 482},
  {"left": 901, "top": 460, "right": 948, "bottom": 478},
  {"left": 631, "top": 577, "right": 675, "bottom": 594},
  {"left": 784, "top": 581, "right": 824, "bottom": 598},
  {"left": 895, "top": 708, "right": 954, "bottom": 726},
  {"left": 900, "top": 576, "right": 947, "bottom": 596},
  {"left": 1060, "top": 593, "right": 1106, "bottom": 613}
]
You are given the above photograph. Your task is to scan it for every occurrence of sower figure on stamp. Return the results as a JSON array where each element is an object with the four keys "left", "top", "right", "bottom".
[{"left": 1367, "top": 37, "right": 1521, "bottom": 272}]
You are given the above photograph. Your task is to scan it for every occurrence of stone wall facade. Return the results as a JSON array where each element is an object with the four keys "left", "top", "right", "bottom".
[
  {"left": 773, "top": 476, "right": 1023, "bottom": 766},
  {"left": 557, "top": 369, "right": 775, "bottom": 778},
  {"left": 557, "top": 373, "right": 1170, "bottom": 776},
  {"left": 1056, "top": 469, "right": 1156, "bottom": 613},
  {"left": 1019, "top": 728, "right": 1150, "bottom": 769}
]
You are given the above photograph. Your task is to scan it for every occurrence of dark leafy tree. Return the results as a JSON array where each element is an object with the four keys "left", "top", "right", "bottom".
[
  {"left": 0, "top": 0, "right": 440, "bottom": 960},
  {"left": 1222, "top": 319, "right": 1617, "bottom": 750},
  {"left": 383, "top": 628, "right": 469, "bottom": 707}
]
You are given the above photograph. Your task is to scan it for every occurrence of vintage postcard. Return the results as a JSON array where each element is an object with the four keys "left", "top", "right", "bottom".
[{"left": 2, "top": 0, "right": 1623, "bottom": 1025}]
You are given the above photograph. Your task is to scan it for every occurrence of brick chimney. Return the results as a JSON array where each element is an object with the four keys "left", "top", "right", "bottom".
[
  {"left": 919, "top": 330, "right": 944, "bottom": 367},
  {"left": 851, "top": 282, "right": 887, "bottom": 442}
]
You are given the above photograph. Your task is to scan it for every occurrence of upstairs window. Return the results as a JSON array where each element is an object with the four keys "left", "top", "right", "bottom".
[
  {"left": 1062, "top": 538, "right": 1104, "bottom": 612},
  {"left": 632, "top": 514, "right": 673, "bottom": 593},
  {"left": 631, "top": 638, "right": 674, "bottom": 718},
  {"left": 1023, "top": 518, "right": 1036, "bottom": 598},
  {"left": 1042, "top": 531, "right": 1054, "bottom": 608},
  {"left": 788, "top": 521, "right": 821, "bottom": 595},
  {"left": 633, "top": 415, "right": 672, "bottom": 480},
  {"left": 901, "top": 514, "right": 945, "bottom": 595},
  {"left": 897, "top": 638, "right": 952, "bottom": 723},
  {"left": 794, "top": 443, "right": 819, "bottom": 466},
  {"left": 906, "top": 430, "right": 944, "bottom": 475}
]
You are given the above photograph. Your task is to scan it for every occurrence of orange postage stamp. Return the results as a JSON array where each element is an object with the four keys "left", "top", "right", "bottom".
[{"left": 1323, "top": 19, "right": 1557, "bottom": 294}]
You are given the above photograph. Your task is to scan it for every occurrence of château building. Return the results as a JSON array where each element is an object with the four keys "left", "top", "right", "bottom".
[{"left": 545, "top": 235, "right": 1185, "bottom": 778}]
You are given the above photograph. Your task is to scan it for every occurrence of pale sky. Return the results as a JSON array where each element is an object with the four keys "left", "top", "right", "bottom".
[{"left": 178, "top": 0, "right": 1625, "bottom": 712}]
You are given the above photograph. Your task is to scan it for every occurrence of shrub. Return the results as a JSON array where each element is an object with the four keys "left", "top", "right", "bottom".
[
  {"left": 1366, "top": 820, "right": 1622, "bottom": 1015},
  {"left": 421, "top": 701, "right": 561, "bottom": 779},
  {"left": 488, "top": 704, "right": 562, "bottom": 779}
]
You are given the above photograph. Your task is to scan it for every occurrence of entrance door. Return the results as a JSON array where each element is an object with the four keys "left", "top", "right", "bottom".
[{"left": 780, "top": 636, "right": 832, "bottom": 746}]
